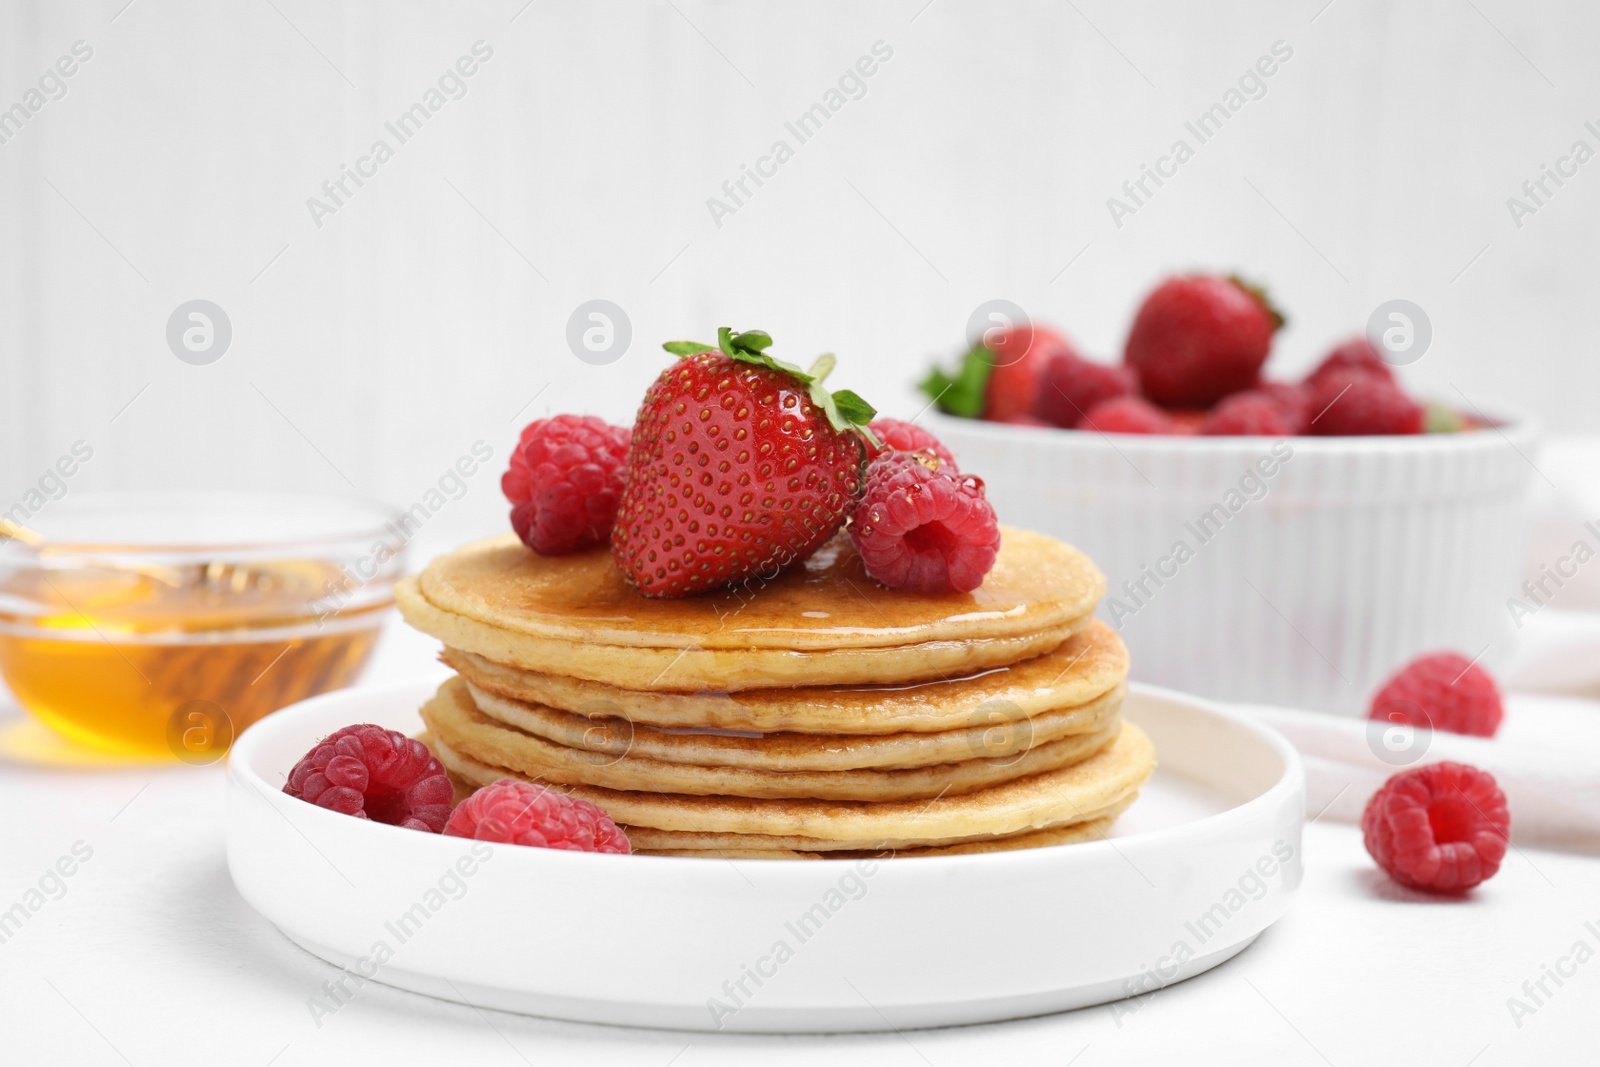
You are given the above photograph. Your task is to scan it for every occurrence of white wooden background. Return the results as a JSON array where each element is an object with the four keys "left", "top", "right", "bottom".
[{"left": 1, "top": 0, "right": 1595, "bottom": 537}]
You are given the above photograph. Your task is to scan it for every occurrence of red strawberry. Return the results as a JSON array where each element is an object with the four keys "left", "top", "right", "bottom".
[
  {"left": 1305, "top": 336, "right": 1394, "bottom": 391},
  {"left": 1124, "top": 275, "right": 1283, "bottom": 408},
  {"left": 919, "top": 323, "right": 1068, "bottom": 423},
  {"left": 612, "top": 329, "right": 874, "bottom": 598},
  {"left": 981, "top": 324, "right": 1063, "bottom": 421}
]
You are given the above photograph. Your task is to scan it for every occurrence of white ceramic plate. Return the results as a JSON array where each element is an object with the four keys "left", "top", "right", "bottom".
[{"left": 227, "top": 679, "right": 1305, "bottom": 1033}]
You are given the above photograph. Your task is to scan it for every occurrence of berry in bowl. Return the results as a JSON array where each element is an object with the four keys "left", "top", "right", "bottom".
[{"left": 923, "top": 273, "right": 1537, "bottom": 714}]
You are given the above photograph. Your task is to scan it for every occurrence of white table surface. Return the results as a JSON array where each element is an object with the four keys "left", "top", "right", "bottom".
[{"left": 3, "top": 611, "right": 1599, "bottom": 1067}]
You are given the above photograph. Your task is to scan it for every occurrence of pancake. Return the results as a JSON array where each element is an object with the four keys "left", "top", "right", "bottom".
[
  {"left": 426, "top": 718, "right": 1155, "bottom": 844},
  {"left": 636, "top": 816, "right": 1117, "bottom": 859},
  {"left": 421, "top": 676, "right": 1121, "bottom": 801},
  {"left": 408, "top": 518, "right": 1149, "bottom": 860},
  {"left": 400, "top": 574, "right": 1088, "bottom": 690},
  {"left": 413, "top": 526, "right": 1104, "bottom": 651},
  {"left": 835, "top": 803, "right": 1132, "bottom": 857},
  {"left": 464, "top": 675, "right": 1126, "bottom": 772},
  {"left": 447, "top": 619, "right": 1129, "bottom": 735},
  {"left": 624, "top": 796, "right": 1135, "bottom": 856},
  {"left": 638, "top": 848, "right": 823, "bottom": 860},
  {"left": 432, "top": 754, "right": 1130, "bottom": 855}
]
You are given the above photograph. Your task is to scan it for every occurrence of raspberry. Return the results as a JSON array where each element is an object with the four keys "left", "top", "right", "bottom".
[
  {"left": 1307, "top": 370, "right": 1424, "bottom": 436},
  {"left": 444, "top": 778, "right": 631, "bottom": 853},
  {"left": 867, "top": 417, "right": 956, "bottom": 466},
  {"left": 1255, "top": 380, "right": 1310, "bottom": 433},
  {"left": 849, "top": 451, "right": 1001, "bottom": 594},
  {"left": 1032, "top": 350, "right": 1136, "bottom": 428},
  {"left": 1305, "top": 337, "right": 1395, "bottom": 391},
  {"left": 1076, "top": 396, "right": 1176, "bottom": 435},
  {"left": 1202, "top": 390, "right": 1298, "bottom": 436},
  {"left": 285, "top": 725, "right": 454, "bottom": 832},
  {"left": 501, "top": 415, "right": 631, "bottom": 555},
  {"left": 1362, "top": 762, "right": 1509, "bottom": 893},
  {"left": 1368, "top": 651, "right": 1504, "bottom": 737}
]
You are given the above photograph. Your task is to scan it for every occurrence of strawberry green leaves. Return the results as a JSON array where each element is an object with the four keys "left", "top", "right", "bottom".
[
  {"left": 717, "top": 325, "right": 814, "bottom": 381},
  {"left": 918, "top": 343, "right": 993, "bottom": 418},
  {"left": 660, "top": 327, "right": 878, "bottom": 438},
  {"left": 661, "top": 340, "right": 718, "bottom": 356},
  {"left": 718, "top": 326, "right": 773, "bottom": 356},
  {"left": 664, "top": 328, "right": 807, "bottom": 380},
  {"left": 831, "top": 390, "right": 876, "bottom": 425},
  {"left": 1228, "top": 275, "right": 1287, "bottom": 331}
]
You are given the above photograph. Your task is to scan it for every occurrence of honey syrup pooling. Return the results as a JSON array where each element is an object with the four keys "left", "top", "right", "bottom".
[{"left": 0, "top": 558, "right": 386, "bottom": 759}]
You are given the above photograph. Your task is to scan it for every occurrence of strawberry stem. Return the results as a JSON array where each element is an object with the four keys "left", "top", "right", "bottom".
[
  {"left": 660, "top": 329, "right": 878, "bottom": 439},
  {"left": 1228, "top": 274, "right": 1287, "bottom": 331}
]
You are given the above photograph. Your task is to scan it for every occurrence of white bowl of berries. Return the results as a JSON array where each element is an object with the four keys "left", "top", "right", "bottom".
[{"left": 922, "top": 274, "right": 1540, "bottom": 715}]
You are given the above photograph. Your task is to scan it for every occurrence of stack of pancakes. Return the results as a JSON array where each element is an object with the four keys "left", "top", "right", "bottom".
[{"left": 398, "top": 526, "right": 1155, "bottom": 859}]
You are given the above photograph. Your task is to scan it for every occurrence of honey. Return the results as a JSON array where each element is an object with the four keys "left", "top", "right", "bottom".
[{"left": 0, "top": 559, "right": 388, "bottom": 760}]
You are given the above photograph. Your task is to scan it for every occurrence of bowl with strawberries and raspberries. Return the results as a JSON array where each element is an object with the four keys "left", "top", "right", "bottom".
[{"left": 922, "top": 273, "right": 1539, "bottom": 715}]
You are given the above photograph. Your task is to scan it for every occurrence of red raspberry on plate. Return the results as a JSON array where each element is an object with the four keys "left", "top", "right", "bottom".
[
  {"left": 849, "top": 451, "right": 1000, "bottom": 594},
  {"left": 1123, "top": 274, "right": 1283, "bottom": 408},
  {"left": 1076, "top": 395, "right": 1177, "bottom": 435},
  {"left": 502, "top": 415, "right": 631, "bottom": 555},
  {"left": 1032, "top": 349, "right": 1137, "bottom": 428},
  {"left": 1362, "top": 761, "right": 1509, "bottom": 893},
  {"left": 285, "top": 725, "right": 454, "bottom": 832},
  {"left": 444, "top": 778, "right": 631, "bottom": 853},
  {"left": 1368, "top": 651, "right": 1504, "bottom": 737},
  {"left": 867, "top": 417, "right": 957, "bottom": 466},
  {"left": 1308, "top": 369, "right": 1424, "bottom": 436},
  {"left": 1305, "top": 336, "right": 1395, "bottom": 391},
  {"left": 1202, "top": 390, "right": 1298, "bottom": 436}
]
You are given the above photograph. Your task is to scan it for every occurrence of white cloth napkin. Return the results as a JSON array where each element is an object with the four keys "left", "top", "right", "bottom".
[
  {"left": 1240, "top": 699, "right": 1600, "bottom": 854},
  {"left": 1501, "top": 435, "right": 1600, "bottom": 691},
  {"left": 1503, "top": 609, "right": 1600, "bottom": 694},
  {"left": 1234, "top": 434, "right": 1600, "bottom": 854}
]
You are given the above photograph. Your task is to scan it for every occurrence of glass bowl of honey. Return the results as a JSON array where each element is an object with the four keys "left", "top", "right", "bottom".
[{"left": 0, "top": 492, "right": 405, "bottom": 762}]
